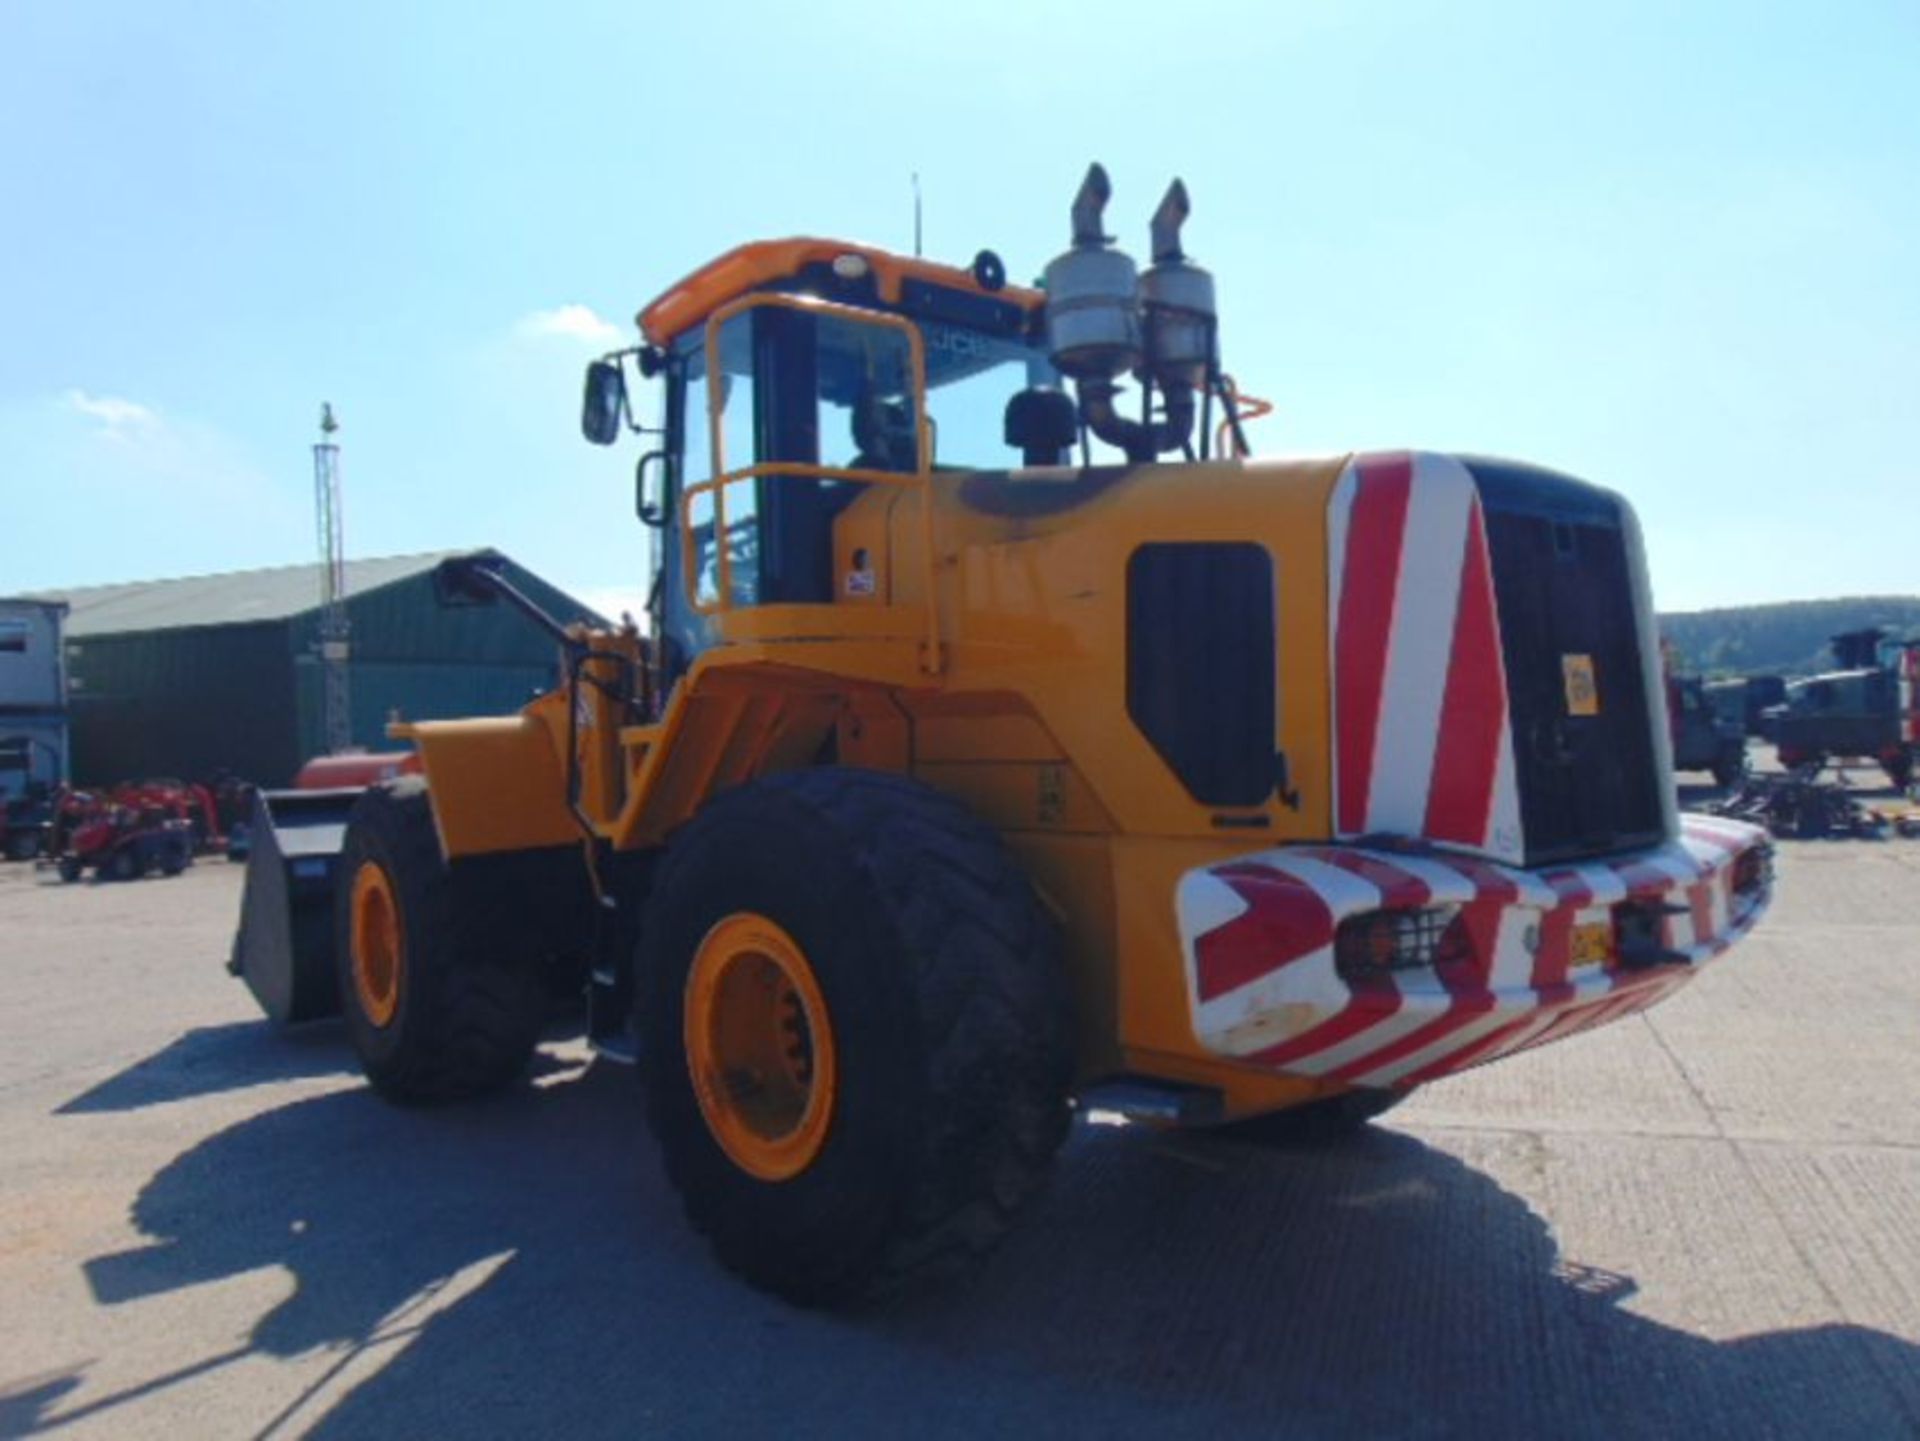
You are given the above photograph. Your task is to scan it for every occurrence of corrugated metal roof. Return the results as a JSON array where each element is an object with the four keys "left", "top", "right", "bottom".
[{"left": 32, "top": 549, "right": 581, "bottom": 638}]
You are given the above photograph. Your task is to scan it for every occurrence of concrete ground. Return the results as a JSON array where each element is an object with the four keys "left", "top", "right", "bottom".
[{"left": 3, "top": 814, "right": 1918, "bottom": 1438}]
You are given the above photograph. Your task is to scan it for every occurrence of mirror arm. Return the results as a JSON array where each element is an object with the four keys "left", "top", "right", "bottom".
[{"left": 597, "top": 345, "right": 669, "bottom": 437}]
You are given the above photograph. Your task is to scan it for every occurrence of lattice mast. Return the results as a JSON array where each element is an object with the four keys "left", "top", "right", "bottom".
[{"left": 313, "top": 403, "right": 352, "bottom": 754}]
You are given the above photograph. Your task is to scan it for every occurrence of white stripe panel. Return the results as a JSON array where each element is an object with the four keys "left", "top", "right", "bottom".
[
  {"left": 1207, "top": 945, "right": 1341, "bottom": 1055},
  {"left": 1250, "top": 851, "right": 1387, "bottom": 915},
  {"left": 1675, "top": 834, "right": 1732, "bottom": 941},
  {"left": 1197, "top": 853, "right": 1382, "bottom": 1058},
  {"left": 1679, "top": 831, "right": 1734, "bottom": 869},
  {"left": 1189, "top": 854, "right": 1382, "bottom": 1039},
  {"left": 1682, "top": 814, "right": 1764, "bottom": 849},
  {"left": 1486, "top": 722, "right": 1524, "bottom": 862},
  {"left": 1284, "top": 1002, "right": 1440, "bottom": 1077},
  {"left": 1705, "top": 870, "right": 1731, "bottom": 940},
  {"left": 1372, "top": 852, "right": 1483, "bottom": 905},
  {"left": 1423, "top": 1006, "right": 1567, "bottom": 1080},
  {"left": 1571, "top": 863, "right": 1630, "bottom": 906},
  {"left": 1327, "top": 463, "right": 1357, "bottom": 644},
  {"left": 1485, "top": 903, "right": 1539, "bottom": 994},
  {"left": 1359, "top": 1010, "right": 1517, "bottom": 1086},
  {"left": 1365, "top": 457, "right": 1474, "bottom": 835},
  {"left": 1175, "top": 869, "right": 1251, "bottom": 957}
]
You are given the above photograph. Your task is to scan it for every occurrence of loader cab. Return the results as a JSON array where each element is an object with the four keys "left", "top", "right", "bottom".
[{"left": 635, "top": 241, "right": 1059, "bottom": 686}]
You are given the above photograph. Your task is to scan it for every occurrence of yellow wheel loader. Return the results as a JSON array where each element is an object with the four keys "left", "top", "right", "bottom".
[{"left": 233, "top": 164, "right": 1774, "bottom": 1305}]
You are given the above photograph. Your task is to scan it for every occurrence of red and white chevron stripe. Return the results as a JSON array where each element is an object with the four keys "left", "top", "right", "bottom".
[
  {"left": 1329, "top": 451, "right": 1523, "bottom": 863},
  {"left": 1173, "top": 814, "right": 1771, "bottom": 1090}
]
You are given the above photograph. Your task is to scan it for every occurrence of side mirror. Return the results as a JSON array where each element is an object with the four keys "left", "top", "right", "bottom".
[
  {"left": 431, "top": 556, "right": 501, "bottom": 609},
  {"left": 1004, "top": 386, "right": 1078, "bottom": 465},
  {"left": 581, "top": 359, "right": 626, "bottom": 446}
]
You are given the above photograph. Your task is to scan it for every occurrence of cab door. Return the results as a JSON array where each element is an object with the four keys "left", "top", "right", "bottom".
[{"left": 659, "top": 298, "right": 924, "bottom": 683}]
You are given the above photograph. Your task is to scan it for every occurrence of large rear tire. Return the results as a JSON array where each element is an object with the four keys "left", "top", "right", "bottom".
[
  {"left": 638, "top": 767, "right": 1072, "bottom": 1306},
  {"left": 333, "top": 778, "right": 546, "bottom": 1104}
]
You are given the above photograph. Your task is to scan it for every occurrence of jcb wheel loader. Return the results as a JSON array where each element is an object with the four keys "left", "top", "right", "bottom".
[{"left": 232, "top": 164, "right": 1775, "bottom": 1305}]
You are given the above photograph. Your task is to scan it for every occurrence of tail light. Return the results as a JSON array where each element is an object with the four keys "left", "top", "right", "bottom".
[
  {"left": 1731, "top": 842, "right": 1774, "bottom": 919},
  {"left": 1335, "top": 905, "right": 1472, "bottom": 985}
]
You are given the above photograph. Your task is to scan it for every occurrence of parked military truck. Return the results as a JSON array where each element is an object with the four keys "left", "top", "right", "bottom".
[
  {"left": 1669, "top": 676, "right": 1747, "bottom": 788},
  {"left": 1705, "top": 675, "right": 1786, "bottom": 740},
  {"left": 1768, "top": 629, "right": 1920, "bottom": 787}
]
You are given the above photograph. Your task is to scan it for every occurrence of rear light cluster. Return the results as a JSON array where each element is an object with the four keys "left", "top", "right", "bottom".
[
  {"left": 1334, "top": 905, "right": 1472, "bottom": 985},
  {"left": 1731, "top": 842, "right": 1774, "bottom": 919}
]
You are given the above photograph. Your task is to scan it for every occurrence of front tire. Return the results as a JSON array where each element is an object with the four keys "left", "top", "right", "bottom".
[
  {"left": 333, "top": 779, "right": 546, "bottom": 1104},
  {"left": 638, "top": 768, "right": 1072, "bottom": 1306}
]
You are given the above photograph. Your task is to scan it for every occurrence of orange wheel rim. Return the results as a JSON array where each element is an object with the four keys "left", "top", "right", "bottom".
[
  {"left": 684, "top": 913, "right": 837, "bottom": 1182},
  {"left": 349, "top": 862, "right": 404, "bottom": 1028}
]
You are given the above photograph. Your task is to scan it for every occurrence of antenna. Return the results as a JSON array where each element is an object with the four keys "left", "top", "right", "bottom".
[
  {"left": 912, "top": 172, "right": 923, "bottom": 258},
  {"left": 313, "top": 403, "right": 352, "bottom": 754}
]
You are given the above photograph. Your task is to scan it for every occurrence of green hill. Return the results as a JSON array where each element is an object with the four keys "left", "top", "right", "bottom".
[{"left": 1659, "top": 597, "right": 1920, "bottom": 678}]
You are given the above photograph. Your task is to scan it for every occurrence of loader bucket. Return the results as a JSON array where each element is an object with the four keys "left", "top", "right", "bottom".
[{"left": 229, "top": 788, "right": 360, "bottom": 1024}]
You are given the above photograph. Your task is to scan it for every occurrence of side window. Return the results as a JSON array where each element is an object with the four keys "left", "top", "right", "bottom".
[
  {"left": 679, "top": 316, "right": 758, "bottom": 608},
  {"left": 0, "top": 621, "right": 27, "bottom": 654}
]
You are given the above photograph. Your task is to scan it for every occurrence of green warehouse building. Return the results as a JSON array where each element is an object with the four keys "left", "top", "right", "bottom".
[{"left": 37, "top": 550, "right": 606, "bottom": 786}]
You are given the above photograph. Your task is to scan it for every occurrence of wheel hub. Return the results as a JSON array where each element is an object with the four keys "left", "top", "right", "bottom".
[
  {"left": 349, "top": 861, "right": 404, "bottom": 1028},
  {"left": 684, "top": 913, "right": 837, "bottom": 1181}
]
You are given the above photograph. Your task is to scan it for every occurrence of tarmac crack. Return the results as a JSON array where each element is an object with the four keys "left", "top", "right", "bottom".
[{"left": 1640, "top": 1011, "right": 1869, "bottom": 1321}]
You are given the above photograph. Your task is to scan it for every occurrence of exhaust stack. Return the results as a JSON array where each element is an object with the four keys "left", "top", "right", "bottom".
[
  {"left": 1140, "top": 179, "right": 1217, "bottom": 391},
  {"left": 1043, "top": 164, "right": 1142, "bottom": 384},
  {"left": 1042, "top": 164, "right": 1219, "bottom": 462}
]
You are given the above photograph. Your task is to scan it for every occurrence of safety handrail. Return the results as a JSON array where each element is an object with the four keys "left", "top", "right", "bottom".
[{"left": 686, "top": 291, "right": 942, "bottom": 672}]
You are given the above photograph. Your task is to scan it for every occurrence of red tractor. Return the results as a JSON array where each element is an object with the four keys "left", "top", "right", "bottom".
[{"left": 47, "top": 785, "right": 195, "bottom": 883}]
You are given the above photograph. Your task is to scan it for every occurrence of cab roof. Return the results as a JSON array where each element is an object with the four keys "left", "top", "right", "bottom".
[{"left": 637, "top": 237, "right": 1044, "bottom": 347}]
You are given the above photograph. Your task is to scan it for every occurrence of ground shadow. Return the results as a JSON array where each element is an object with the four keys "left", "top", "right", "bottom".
[
  {"left": 0, "top": 1371, "right": 82, "bottom": 1438},
  {"left": 55, "top": 1021, "right": 576, "bottom": 1117},
  {"left": 56, "top": 1023, "right": 354, "bottom": 1115},
  {"left": 34, "top": 1064, "right": 1920, "bottom": 1439}
]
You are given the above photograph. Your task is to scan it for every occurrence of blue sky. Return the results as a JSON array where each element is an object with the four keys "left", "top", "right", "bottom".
[{"left": 2, "top": 0, "right": 1914, "bottom": 617}]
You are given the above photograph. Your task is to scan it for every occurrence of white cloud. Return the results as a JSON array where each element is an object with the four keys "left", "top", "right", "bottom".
[
  {"left": 517, "top": 304, "right": 624, "bottom": 345},
  {"left": 0, "top": 389, "right": 309, "bottom": 590},
  {"left": 64, "top": 389, "right": 159, "bottom": 437}
]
